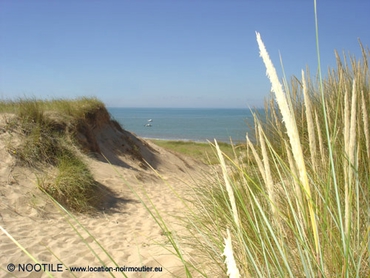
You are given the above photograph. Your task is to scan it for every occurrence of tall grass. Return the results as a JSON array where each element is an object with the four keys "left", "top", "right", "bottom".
[{"left": 182, "top": 32, "right": 370, "bottom": 278}]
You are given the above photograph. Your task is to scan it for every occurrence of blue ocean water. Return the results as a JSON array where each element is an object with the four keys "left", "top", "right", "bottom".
[{"left": 108, "top": 108, "right": 259, "bottom": 143}]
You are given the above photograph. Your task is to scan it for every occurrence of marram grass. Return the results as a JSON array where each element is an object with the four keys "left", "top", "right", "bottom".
[
  {"left": 222, "top": 228, "right": 241, "bottom": 278},
  {"left": 182, "top": 34, "right": 370, "bottom": 276},
  {"left": 1, "top": 97, "right": 105, "bottom": 212},
  {"left": 157, "top": 22, "right": 369, "bottom": 277}
]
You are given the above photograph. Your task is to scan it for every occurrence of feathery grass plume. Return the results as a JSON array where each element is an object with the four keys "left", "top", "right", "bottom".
[
  {"left": 344, "top": 80, "right": 357, "bottom": 257},
  {"left": 222, "top": 228, "right": 241, "bottom": 278},
  {"left": 348, "top": 79, "right": 357, "bottom": 184},
  {"left": 302, "top": 70, "right": 317, "bottom": 171},
  {"left": 215, "top": 139, "right": 239, "bottom": 229},
  {"left": 344, "top": 87, "right": 350, "bottom": 161},
  {"left": 256, "top": 32, "right": 319, "bottom": 255},
  {"left": 361, "top": 90, "right": 370, "bottom": 160}
]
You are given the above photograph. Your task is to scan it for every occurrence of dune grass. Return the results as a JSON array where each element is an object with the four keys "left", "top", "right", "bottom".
[
  {"left": 0, "top": 97, "right": 106, "bottom": 212},
  {"left": 0, "top": 96, "right": 105, "bottom": 119},
  {"left": 174, "top": 29, "right": 370, "bottom": 278}
]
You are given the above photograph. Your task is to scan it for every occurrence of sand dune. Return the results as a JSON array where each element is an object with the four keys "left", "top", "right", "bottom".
[{"left": 0, "top": 113, "right": 209, "bottom": 278}]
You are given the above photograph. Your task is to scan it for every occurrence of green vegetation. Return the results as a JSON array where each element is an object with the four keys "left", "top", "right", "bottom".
[
  {"left": 174, "top": 35, "right": 370, "bottom": 277},
  {"left": 0, "top": 96, "right": 106, "bottom": 120},
  {"left": 0, "top": 97, "right": 106, "bottom": 212},
  {"left": 150, "top": 139, "right": 245, "bottom": 165}
]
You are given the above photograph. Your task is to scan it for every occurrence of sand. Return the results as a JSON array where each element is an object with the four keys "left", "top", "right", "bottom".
[{"left": 0, "top": 115, "right": 211, "bottom": 278}]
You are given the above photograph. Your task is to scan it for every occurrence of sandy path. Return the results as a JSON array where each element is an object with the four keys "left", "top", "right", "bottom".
[{"left": 0, "top": 127, "right": 209, "bottom": 278}]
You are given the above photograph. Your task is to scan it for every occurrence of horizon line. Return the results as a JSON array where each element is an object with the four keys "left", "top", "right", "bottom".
[{"left": 106, "top": 106, "right": 264, "bottom": 109}]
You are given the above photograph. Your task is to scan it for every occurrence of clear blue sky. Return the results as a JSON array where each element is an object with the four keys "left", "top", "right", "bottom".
[{"left": 0, "top": 0, "right": 369, "bottom": 108}]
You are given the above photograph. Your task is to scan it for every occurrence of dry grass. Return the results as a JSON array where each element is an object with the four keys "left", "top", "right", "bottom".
[
  {"left": 178, "top": 32, "right": 370, "bottom": 278},
  {"left": 0, "top": 97, "right": 107, "bottom": 212}
]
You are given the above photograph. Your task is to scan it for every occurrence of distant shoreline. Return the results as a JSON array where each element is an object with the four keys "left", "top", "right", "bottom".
[
  {"left": 108, "top": 107, "right": 254, "bottom": 144},
  {"left": 144, "top": 137, "right": 245, "bottom": 145},
  {"left": 146, "top": 137, "right": 210, "bottom": 143},
  {"left": 146, "top": 137, "right": 246, "bottom": 146}
]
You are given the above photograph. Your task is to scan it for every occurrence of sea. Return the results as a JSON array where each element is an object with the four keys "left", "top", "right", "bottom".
[{"left": 108, "top": 108, "right": 261, "bottom": 144}]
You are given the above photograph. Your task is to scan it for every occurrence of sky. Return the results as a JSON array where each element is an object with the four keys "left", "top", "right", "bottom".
[{"left": 0, "top": 0, "right": 369, "bottom": 108}]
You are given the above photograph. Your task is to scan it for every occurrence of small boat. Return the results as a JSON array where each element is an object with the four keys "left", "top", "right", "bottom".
[
  {"left": 148, "top": 119, "right": 153, "bottom": 122},
  {"left": 145, "top": 123, "right": 152, "bottom": 127}
]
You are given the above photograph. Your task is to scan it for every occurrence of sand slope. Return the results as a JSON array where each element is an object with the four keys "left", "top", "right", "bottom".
[{"left": 0, "top": 114, "right": 209, "bottom": 278}]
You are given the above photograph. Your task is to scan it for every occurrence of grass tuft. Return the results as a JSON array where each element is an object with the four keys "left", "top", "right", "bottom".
[{"left": 1, "top": 97, "right": 107, "bottom": 212}]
